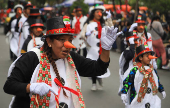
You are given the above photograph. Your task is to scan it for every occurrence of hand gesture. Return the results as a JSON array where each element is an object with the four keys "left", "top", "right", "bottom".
[
  {"left": 129, "top": 23, "right": 138, "bottom": 32},
  {"left": 30, "top": 82, "right": 58, "bottom": 96},
  {"left": 101, "top": 26, "right": 123, "bottom": 50}
]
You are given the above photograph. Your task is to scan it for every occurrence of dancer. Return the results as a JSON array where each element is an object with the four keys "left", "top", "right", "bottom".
[
  {"left": 21, "top": 19, "right": 45, "bottom": 54},
  {"left": 121, "top": 44, "right": 166, "bottom": 108},
  {"left": 118, "top": 31, "right": 139, "bottom": 95},
  {"left": 4, "top": 16, "right": 120, "bottom": 108},
  {"left": 72, "top": 7, "right": 87, "bottom": 56},
  {"left": 84, "top": 5, "right": 122, "bottom": 91},
  {"left": 10, "top": 4, "right": 23, "bottom": 60}
]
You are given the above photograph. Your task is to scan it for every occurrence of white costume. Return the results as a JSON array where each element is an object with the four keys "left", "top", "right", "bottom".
[
  {"left": 72, "top": 16, "right": 87, "bottom": 52},
  {"left": 86, "top": 22, "right": 110, "bottom": 78}
]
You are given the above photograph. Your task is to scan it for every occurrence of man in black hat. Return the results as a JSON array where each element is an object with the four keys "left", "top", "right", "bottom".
[
  {"left": 72, "top": 6, "right": 87, "bottom": 57},
  {"left": 21, "top": 19, "right": 45, "bottom": 54},
  {"left": 22, "top": 8, "right": 41, "bottom": 40},
  {"left": 121, "top": 44, "right": 166, "bottom": 107},
  {"left": 18, "top": 1, "right": 33, "bottom": 33}
]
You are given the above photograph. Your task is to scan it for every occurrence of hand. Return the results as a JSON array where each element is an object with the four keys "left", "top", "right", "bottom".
[
  {"left": 129, "top": 23, "right": 138, "bottom": 32},
  {"left": 106, "top": 10, "right": 112, "bottom": 19},
  {"left": 86, "top": 30, "right": 94, "bottom": 36},
  {"left": 162, "top": 91, "right": 166, "bottom": 99},
  {"left": 30, "top": 82, "right": 58, "bottom": 96},
  {"left": 121, "top": 94, "right": 128, "bottom": 105},
  {"left": 101, "top": 26, "right": 123, "bottom": 50},
  {"left": 128, "top": 38, "right": 135, "bottom": 44}
]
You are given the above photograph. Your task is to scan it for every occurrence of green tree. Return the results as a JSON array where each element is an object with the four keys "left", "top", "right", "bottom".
[
  {"left": 69, "top": 0, "right": 89, "bottom": 15},
  {"left": 141, "top": 0, "right": 170, "bottom": 14}
]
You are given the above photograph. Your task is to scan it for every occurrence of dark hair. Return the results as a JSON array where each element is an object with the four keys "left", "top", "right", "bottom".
[
  {"left": 84, "top": 9, "right": 105, "bottom": 25},
  {"left": 150, "top": 16, "right": 161, "bottom": 29},
  {"left": 137, "top": 54, "right": 144, "bottom": 62},
  {"left": 43, "top": 37, "right": 67, "bottom": 97}
]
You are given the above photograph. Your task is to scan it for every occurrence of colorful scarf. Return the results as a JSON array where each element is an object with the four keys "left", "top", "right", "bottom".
[
  {"left": 93, "top": 19, "right": 102, "bottom": 55},
  {"left": 135, "top": 62, "right": 158, "bottom": 102},
  {"left": 30, "top": 47, "right": 85, "bottom": 108},
  {"left": 74, "top": 15, "right": 82, "bottom": 34}
]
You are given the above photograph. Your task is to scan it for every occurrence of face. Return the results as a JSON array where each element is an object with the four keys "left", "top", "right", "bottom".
[
  {"left": 76, "top": 10, "right": 82, "bottom": 17},
  {"left": 16, "top": 8, "right": 22, "bottom": 16},
  {"left": 137, "top": 23, "right": 145, "bottom": 33},
  {"left": 25, "top": 7, "right": 31, "bottom": 15},
  {"left": 139, "top": 52, "right": 151, "bottom": 66},
  {"left": 46, "top": 35, "right": 73, "bottom": 59},
  {"left": 94, "top": 9, "right": 103, "bottom": 21},
  {"left": 31, "top": 27, "right": 43, "bottom": 37}
]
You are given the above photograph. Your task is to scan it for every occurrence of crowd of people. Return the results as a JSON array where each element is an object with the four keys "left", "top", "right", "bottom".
[{"left": 0, "top": 1, "right": 169, "bottom": 108}]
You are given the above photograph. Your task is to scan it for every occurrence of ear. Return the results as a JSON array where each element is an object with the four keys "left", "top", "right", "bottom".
[
  {"left": 139, "top": 56, "right": 143, "bottom": 61},
  {"left": 46, "top": 37, "right": 52, "bottom": 47}
]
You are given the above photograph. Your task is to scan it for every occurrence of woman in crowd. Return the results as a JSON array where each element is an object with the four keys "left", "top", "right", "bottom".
[{"left": 4, "top": 16, "right": 120, "bottom": 108}]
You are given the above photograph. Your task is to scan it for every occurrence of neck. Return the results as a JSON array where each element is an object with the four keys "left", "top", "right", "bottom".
[
  {"left": 76, "top": 14, "right": 82, "bottom": 17},
  {"left": 24, "top": 13, "right": 28, "bottom": 18},
  {"left": 140, "top": 61, "right": 147, "bottom": 66},
  {"left": 94, "top": 18, "right": 100, "bottom": 22}
]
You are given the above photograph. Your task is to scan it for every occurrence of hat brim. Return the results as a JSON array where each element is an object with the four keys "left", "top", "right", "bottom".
[
  {"left": 89, "top": 6, "right": 106, "bottom": 13},
  {"left": 136, "top": 20, "right": 145, "bottom": 23},
  {"left": 41, "top": 33, "right": 76, "bottom": 42},
  {"left": 135, "top": 50, "right": 155, "bottom": 62}
]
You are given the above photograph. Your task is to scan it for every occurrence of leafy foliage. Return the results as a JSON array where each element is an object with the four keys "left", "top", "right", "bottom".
[{"left": 69, "top": 0, "right": 89, "bottom": 15}]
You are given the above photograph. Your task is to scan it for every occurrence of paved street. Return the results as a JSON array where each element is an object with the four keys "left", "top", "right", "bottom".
[{"left": 0, "top": 27, "right": 169, "bottom": 108}]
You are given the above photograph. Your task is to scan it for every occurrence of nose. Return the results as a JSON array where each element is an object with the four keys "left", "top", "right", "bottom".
[
  {"left": 18, "top": 9, "right": 22, "bottom": 14},
  {"left": 98, "top": 12, "right": 102, "bottom": 17},
  {"left": 37, "top": 27, "right": 43, "bottom": 32},
  {"left": 148, "top": 55, "right": 157, "bottom": 59},
  {"left": 64, "top": 41, "right": 76, "bottom": 49}
]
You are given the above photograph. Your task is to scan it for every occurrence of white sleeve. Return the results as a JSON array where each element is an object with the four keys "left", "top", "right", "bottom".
[
  {"left": 11, "top": 19, "right": 16, "bottom": 33},
  {"left": 147, "top": 33, "right": 157, "bottom": 69},
  {"left": 22, "top": 22, "right": 30, "bottom": 39}
]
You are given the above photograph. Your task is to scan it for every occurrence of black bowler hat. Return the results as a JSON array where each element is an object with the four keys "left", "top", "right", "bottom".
[
  {"left": 23, "top": 1, "right": 33, "bottom": 9},
  {"left": 29, "top": 8, "right": 40, "bottom": 16},
  {"left": 136, "top": 14, "right": 146, "bottom": 23},
  {"left": 125, "top": 31, "right": 139, "bottom": 41},
  {"left": 30, "top": 19, "right": 45, "bottom": 30},
  {"left": 135, "top": 44, "right": 155, "bottom": 62},
  {"left": 75, "top": 6, "right": 82, "bottom": 12},
  {"left": 44, "top": 16, "right": 75, "bottom": 37}
]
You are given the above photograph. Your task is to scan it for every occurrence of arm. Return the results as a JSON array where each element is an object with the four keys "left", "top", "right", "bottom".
[
  {"left": 157, "top": 21, "right": 164, "bottom": 36},
  {"left": 3, "top": 51, "right": 39, "bottom": 97},
  {"left": 70, "top": 51, "right": 109, "bottom": 77},
  {"left": 121, "top": 67, "right": 137, "bottom": 94},
  {"left": 154, "top": 69, "right": 165, "bottom": 92},
  {"left": 123, "top": 44, "right": 135, "bottom": 61}
]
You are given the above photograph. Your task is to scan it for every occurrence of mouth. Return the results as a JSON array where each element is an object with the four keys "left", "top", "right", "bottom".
[{"left": 62, "top": 50, "right": 69, "bottom": 55}]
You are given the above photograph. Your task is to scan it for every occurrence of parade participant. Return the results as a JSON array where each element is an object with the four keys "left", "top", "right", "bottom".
[
  {"left": 129, "top": 14, "right": 157, "bottom": 69},
  {"left": 21, "top": 19, "right": 45, "bottom": 54},
  {"left": 118, "top": 31, "right": 139, "bottom": 95},
  {"left": 10, "top": 4, "right": 23, "bottom": 60},
  {"left": 84, "top": 5, "right": 122, "bottom": 91},
  {"left": 121, "top": 44, "right": 166, "bottom": 108},
  {"left": 147, "top": 16, "right": 170, "bottom": 69},
  {"left": 18, "top": 1, "right": 33, "bottom": 33},
  {"left": 72, "top": 6, "right": 87, "bottom": 57},
  {"left": 4, "top": 16, "right": 120, "bottom": 108},
  {"left": 22, "top": 8, "right": 41, "bottom": 40}
]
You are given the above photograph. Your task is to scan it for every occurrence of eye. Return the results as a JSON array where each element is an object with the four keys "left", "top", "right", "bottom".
[{"left": 69, "top": 39, "right": 72, "bottom": 43}]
